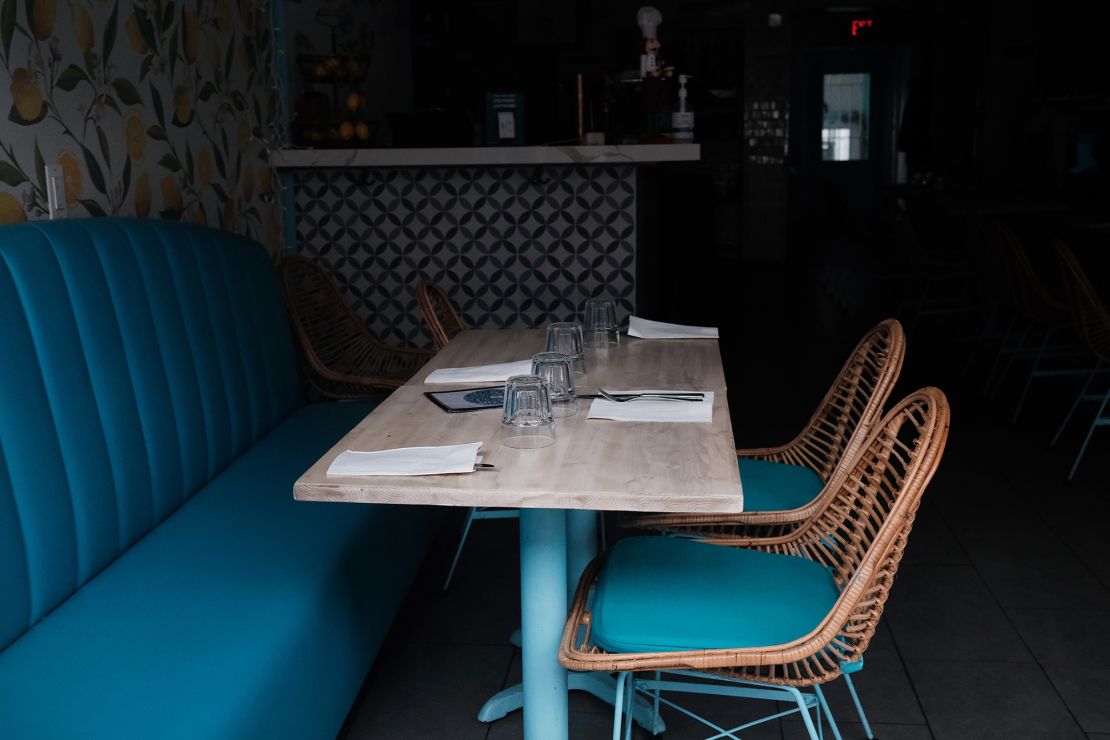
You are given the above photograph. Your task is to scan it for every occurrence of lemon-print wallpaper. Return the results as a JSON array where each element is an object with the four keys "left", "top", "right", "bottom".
[{"left": 0, "top": 0, "right": 282, "bottom": 248}]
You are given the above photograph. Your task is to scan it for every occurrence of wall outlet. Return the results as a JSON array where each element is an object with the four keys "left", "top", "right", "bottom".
[{"left": 45, "top": 165, "right": 67, "bottom": 219}]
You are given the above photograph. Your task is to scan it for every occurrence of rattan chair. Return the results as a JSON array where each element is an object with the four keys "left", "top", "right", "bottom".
[
  {"left": 625, "top": 318, "right": 905, "bottom": 539},
  {"left": 416, "top": 280, "right": 466, "bottom": 349},
  {"left": 1051, "top": 242, "right": 1110, "bottom": 479},
  {"left": 278, "top": 256, "right": 433, "bottom": 399},
  {"left": 560, "top": 388, "right": 950, "bottom": 740}
]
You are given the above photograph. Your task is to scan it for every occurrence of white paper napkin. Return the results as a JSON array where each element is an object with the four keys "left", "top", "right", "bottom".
[
  {"left": 424, "top": 360, "right": 534, "bottom": 384},
  {"left": 587, "top": 391, "right": 714, "bottom": 423},
  {"left": 627, "top": 316, "right": 719, "bottom": 339},
  {"left": 326, "top": 442, "right": 483, "bottom": 476}
]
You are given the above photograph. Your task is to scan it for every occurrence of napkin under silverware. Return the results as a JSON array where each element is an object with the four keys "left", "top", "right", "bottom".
[
  {"left": 628, "top": 316, "right": 719, "bottom": 339},
  {"left": 327, "top": 442, "right": 484, "bottom": 476},
  {"left": 424, "top": 360, "right": 534, "bottom": 384},
  {"left": 587, "top": 391, "right": 714, "bottom": 423}
]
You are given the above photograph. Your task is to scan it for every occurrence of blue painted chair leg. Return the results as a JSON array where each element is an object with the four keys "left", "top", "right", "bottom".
[
  {"left": 1068, "top": 388, "right": 1110, "bottom": 481},
  {"left": 622, "top": 672, "right": 635, "bottom": 740},
  {"left": 612, "top": 671, "right": 628, "bottom": 740},
  {"left": 814, "top": 684, "right": 842, "bottom": 740},
  {"left": 519, "top": 508, "right": 569, "bottom": 740},
  {"left": 443, "top": 507, "right": 477, "bottom": 591},
  {"left": 842, "top": 674, "right": 875, "bottom": 739},
  {"left": 1053, "top": 361, "right": 1102, "bottom": 446}
]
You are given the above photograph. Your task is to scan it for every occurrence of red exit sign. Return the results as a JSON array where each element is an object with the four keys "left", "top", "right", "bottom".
[{"left": 851, "top": 18, "right": 874, "bottom": 36}]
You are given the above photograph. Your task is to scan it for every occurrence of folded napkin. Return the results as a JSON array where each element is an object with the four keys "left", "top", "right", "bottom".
[
  {"left": 327, "top": 442, "right": 483, "bottom": 476},
  {"left": 588, "top": 391, "right": 714, "bottom": 423},
  {"left": 424, "top": 360, "right": 533, "bottom": 384},
  {"left": 628, "top": 316, "right": 719, "bottom": 339}
]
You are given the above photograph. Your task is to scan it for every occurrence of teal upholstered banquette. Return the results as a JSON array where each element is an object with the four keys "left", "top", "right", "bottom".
[{"left": 0, "top": 219, "right": 441, "bottom": 739}]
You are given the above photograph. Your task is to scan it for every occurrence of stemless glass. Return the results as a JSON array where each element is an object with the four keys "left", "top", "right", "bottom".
[
  {"left": 500, "top": 375, "right": 556, "bottom": 449},
  {"left": 531, "top": 352, "right": 578, "bottom": 418},
  {"left": 583, "top": 298, "right": 620, "bottom": 347},
  {"left": 545, "top": 321, "right": 586, "bottom": 375}
]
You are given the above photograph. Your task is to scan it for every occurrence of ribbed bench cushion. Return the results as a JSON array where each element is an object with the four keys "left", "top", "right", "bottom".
[
  {"left": 0, "top": 401, "right": 441, "bottom": 740},
  {"left": 0, "top": 219, "right": 301, "bottom": 650}
]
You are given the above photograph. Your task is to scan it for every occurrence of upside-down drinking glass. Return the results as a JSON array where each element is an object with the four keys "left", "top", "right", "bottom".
[
  {"left": 531, "top": 352, "right": 578, "bottom": 418},
  {"left": 545, "top": 321, "right": 586, "bottom": 375},
  {"left": 500, "top": 375, "right": 556, "bottom": 449}
]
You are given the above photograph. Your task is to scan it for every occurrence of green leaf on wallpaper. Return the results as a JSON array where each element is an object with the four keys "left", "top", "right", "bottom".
[
  {"left": 185, "top": 139, "right": 194, "bottom": 180},
  {"left": 33, "top": 141, "right": 45, "bottom": 194},
  {"left": 146, "top": 124, "right": 167, "bottom": 141},
  {"left": 103, "top": 2, "right": 119, "bottom": 61},
  {"left": 223, "top": 30, "right": 234, "bottom": 78},
  {"left": 83, "top": 49, "right": 97, "bottom": 79},
  {"left": 150, "top": 85, "right": 165, "bottom": 128},
  {"left": 210, "top": 182, "right": 228, "bottom": 201},
  {"left": 8, "top": 102, "right": 47, "bottom": 125},
  {"left": 55, "top": 64, "right": 89, "bottom": 91},
  {"left": 80, "top": 199, "right": 107, "bottom": 217},
  {"left": 80, "top": 146, "right": 107, "bottom": 194},
  {"left": 158, "top": 152, "right": 181, "bottom": 172},
  {"left": 198, "top": 81, "right": 217, "bottom": 102},
  {"left": 135, "top": 8, "right": 158, "bottom": 53},
  {"left": 101, "top": 94, "right": 120, "bottom": 116},
  {"left": 96, "top": 125, "right": 110, "bottom": 166},
  {"left": 140, "top": 55, "right": 153, "bottom": 82},
  {"left": 230, "top": 92, "right": 247, "bottom": 113},
  {"left": 161, "top": 1, "right": 174, "bottom": 33},
  {"left": 167, "top": 23, "right": 178, "bottom": 77},
  {"left": 1, "top": 0, "right": 16, "bottom": 64},
  {"left": 0, "top": 160, "right": 27, "bottom": 187},
  {"left": 212, "top": 146, "right": 225, "bottom": 179},
  {"left": 111, "top": 79, "right": 142, "bottom": 106}
]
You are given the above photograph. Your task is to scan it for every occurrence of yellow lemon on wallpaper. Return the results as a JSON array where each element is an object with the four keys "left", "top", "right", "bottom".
[
  {"left": 196, "top": 148, "right": 213, "bottom": 188},
  {"left": 355, "top": 122, "right": 370, "bottom": 141},
  {"left": 258, "top": 165, "right": 273, "bottom": 194},
  {"left": 124, "top": 113, "right": 147, "bottom": 161},
  {"left": 9, "top": 68, "right": 45, "bottom": 123},
  {"left": 56, "top": 150, "right": 84, "bottom": 206},
  {"left": 183, "top": 10, "right": 200, "bottom": 64},
  {"left": 338, "top": 121, "right": 354, "bottom": 141},
  {"left": 172, "top": 86, "right": 193, "bottom": 125},
  {"left": 30, "top": 0, "right": 56, "bottom": 40},
  {"left": 0, "top": 192, "right": 28, "bottom": 224},
  {"left": 125, "top": 12, "right": 149, "bottom": 54},
  {"left": 134, "top": 172, "right": 151, "bottom": 217},
  {"left": 241, "top": 164, "right": 253, "bottom": 202},
  {"left": 72, "top": 6, "right": 94, "bottom": 51},
  {"left": 161, "top": 177, "right": 182, "bottom": 212}
]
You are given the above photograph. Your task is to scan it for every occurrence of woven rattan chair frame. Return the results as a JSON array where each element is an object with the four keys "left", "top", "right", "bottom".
[
  {"left": 416, "top": 280, "right": 466, "bottom": 350},
  {"left": 625, "top": 318, "right": 905, "bottom": 537},
  {"left": 997, "top": 223, "right": 1069, "bottom": 327},
  {"left": 560, "top": 387, "right": 950, "bottom": 687},
  {"left": 1056, "top": 241, "right": 1110, "bottom": 363},
  {"left": 278, "top": 256, "right": 433, "bottom": 399}
]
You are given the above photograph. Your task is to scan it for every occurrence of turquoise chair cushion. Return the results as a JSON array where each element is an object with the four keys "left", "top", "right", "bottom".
[
  {"left": 0, "top": 401, "right": 444, "bottom": 740},
  {"left": 591, "top": 536, "right": 840, "bottom": 654},
  {"left": 738, "top": 457, "right": 824, "bottom": 512}
]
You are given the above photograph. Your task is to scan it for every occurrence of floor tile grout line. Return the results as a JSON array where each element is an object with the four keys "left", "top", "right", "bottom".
[{"left": 882, "top": 617, "right": 939, "bottom": 740}]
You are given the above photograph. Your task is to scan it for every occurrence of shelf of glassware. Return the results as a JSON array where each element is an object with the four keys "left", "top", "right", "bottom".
[{"left": 270, "top": 143, "right": 700, "bottom": 169}]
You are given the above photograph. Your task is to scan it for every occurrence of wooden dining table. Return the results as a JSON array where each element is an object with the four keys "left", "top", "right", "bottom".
[{"left": 294, "top": 328, "right": 743, "bottom": 740}]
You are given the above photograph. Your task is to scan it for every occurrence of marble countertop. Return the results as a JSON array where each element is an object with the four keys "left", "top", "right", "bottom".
[{"left": 270, "top": 144, "right": 700, "bottom": 169}]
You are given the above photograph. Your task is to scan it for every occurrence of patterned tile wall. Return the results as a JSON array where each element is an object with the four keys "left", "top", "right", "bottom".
[{"left": 294, "top": 166, "right": 636, "bottom": 347}]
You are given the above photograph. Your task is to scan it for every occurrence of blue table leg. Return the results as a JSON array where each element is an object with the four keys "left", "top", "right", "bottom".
[
  {"left": 519, "top": 508, "right": 569, "bottom": 740},
  {"left": 565, "top": 510, "right": 599, "bottom": 602}
]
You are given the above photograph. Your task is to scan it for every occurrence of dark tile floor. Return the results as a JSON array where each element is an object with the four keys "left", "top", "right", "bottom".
[{"left": 338, "top": 279, "right": 1110, "bottom": 739}]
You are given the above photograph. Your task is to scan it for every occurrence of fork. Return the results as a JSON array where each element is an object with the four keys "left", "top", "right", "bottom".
[{"left": 597, "top": 389, "right": 705, "bottom": 403}]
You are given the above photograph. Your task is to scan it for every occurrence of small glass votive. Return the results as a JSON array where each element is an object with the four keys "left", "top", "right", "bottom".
[
  {"left": 583, "top": 298, "right": 620, "bottom": 348},
  {"left": 531, "top": 351, "right": 578, "bottom": 418},
  {"left": 500, "top": 375, "right": 556, "bottom": 449},
  {"left": 545, "top": 321, "right": 586, "bottom": 375}
]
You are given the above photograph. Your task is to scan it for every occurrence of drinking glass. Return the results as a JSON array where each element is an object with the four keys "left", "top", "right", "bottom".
[
  {"left": 500, "top": 375, "right": 556, "bottom": 448},
  {"left": 545, "top": 321, "right": 586, "bottom": 375},
  {"left": 583, "top": 298, "right": 620, "bottom": 347},
  {"left": 531, "top": 352, "right": 578, "bottom": 418}
]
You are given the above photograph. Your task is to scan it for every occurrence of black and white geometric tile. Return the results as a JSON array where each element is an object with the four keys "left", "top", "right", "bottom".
[{"left": 294, "top": 166, "right": 636, "bottom": 347}]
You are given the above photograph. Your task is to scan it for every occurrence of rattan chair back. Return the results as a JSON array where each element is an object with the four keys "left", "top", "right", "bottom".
[
  {"left": 996, "top": 223, "right": 1068, "bottom": 326},
  {"left": 416, "top": 281, "right": 466, "bottom": 349},
  {"left": 1056, "top": 240, "right": 1110, "bottom": 362},
  {"left": 750, "top": 318, "right": 906, "bottom": 483},
  {"left": 560, "top": 387, "right": 950, "bottom": 686},
  {"left": 278, "top": 256, "right": 432, "bottom": 398}
]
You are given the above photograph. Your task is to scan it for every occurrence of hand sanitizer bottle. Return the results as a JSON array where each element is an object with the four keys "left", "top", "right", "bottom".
[{"left": 672, "top": 74, "right": 695, "bottom": 141}]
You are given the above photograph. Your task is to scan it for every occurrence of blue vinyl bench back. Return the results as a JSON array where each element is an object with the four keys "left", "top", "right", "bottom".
[{"left": 0, "top": 219, "right": 301, "bottom": 651}]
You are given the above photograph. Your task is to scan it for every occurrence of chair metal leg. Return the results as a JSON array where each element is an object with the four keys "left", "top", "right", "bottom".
[
  {"left": 983, "top": 313, "right": 1018, "bottom": 393},
  {"left": 814, "top": 684, "right": 842, "bottom": 740},
  {"left": 842, "top": 673, "right": 875, "bottom": 739},
  {"left": 443, "top": 507, "right": 477, "bottom": 591},
  {"left": 1012, "top": 327, "right": 1053, "bottom": 423},
  {"left": 1068, "top": 387, "right": 1110, "bottom": 481},
  {"left": 623, "top": 672, "right": 635, "bottom": 740},
  {"left": 1053, "top": 361, "right": 1103, "bottom": 446},
  {"left": 612, "top": 672, "right": 628, "bottom": 740},
  {"left": 988, "top": 323, "right": 1030, "bottom": 398}
]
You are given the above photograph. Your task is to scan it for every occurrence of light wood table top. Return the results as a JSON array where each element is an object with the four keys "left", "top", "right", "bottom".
[{"left": 294, "top": 329, "right": 742, "bottom": 513}]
